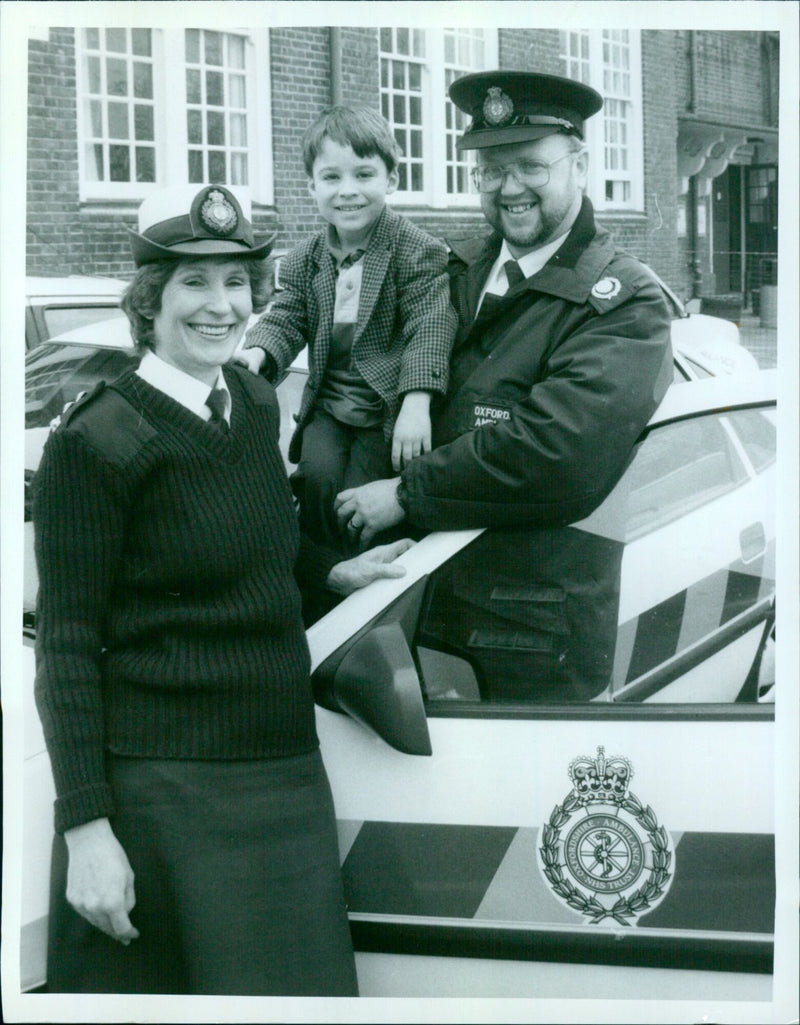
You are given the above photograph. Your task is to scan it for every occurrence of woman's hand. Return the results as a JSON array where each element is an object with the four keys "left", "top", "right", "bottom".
[
  {"left": 391, "top": 391, "right": 432, "bottom": 471},
  {"left": 64, "top": 818, "right": 140, "bottom": 945},
  {"left": 326, "top": 538, "right": 414, "bottom": 595}
]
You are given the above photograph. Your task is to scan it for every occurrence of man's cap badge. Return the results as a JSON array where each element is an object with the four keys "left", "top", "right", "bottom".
[{"left": 483, "top": 86, "right": 515, "bottom": 127}]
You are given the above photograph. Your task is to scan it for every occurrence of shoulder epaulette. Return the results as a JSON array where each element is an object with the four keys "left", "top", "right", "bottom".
[{"left": 53, "top": 380, "right": 157, "bottom": 467}]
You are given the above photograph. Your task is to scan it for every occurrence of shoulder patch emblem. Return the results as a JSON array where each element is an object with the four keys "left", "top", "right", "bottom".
[
  {"left": 537, "top": 746, "right": 674, "bottom": 926},
  {"left": 591, "top": 277, "right": 622, "bottom": 300}
]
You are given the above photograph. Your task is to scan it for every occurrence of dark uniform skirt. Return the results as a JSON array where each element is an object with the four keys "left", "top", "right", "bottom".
[{"left": 45, "top": 749, "right": 358, "bottom": 996}]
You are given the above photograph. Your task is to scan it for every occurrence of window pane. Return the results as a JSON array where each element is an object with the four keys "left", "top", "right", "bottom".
[
  {"left": 85, "top": 28, "right": 100, "bottom": 50},
  {"left": 106, "top": 57, "right": 128, "bottom": 97},
  {"left": 231, "top": 151, "right": 248, "bottom": 185},
  {"left": 135, "top": 146, "right": 155, "bottom": 182},
  {"left": 230, "top": 112, "right": 247, "bottom": 147},
  {"left": 87, "top": 55, "right": 101, "bottom": 93},
  {"left": 187, "top": 108, "right": 203, "bottom": 144},
  {"left": 133, "top": 61, "right": 153, "bottom": 99},
  {"left": 411, "top": 164, "right": 423, "bottom": 190},
  {"left": 228, "top": 34, "right": 245, "bottom": 69},
  {"left": 185, "top": 29, "right": 200, "bottom": 64},
  {"left": 208, "top": 149, "right": 226, "bottom": 181},
  {"left": 105, "top": 28, "right": 126, "bottom": 53},
  {"left": 186, "top": 68, "right": 202, "bottom": 104},
  {"left": 188, "top": 149, "right": 204, "bottom": 182},
  {"left": 205, "top": 31, "right": 223, "bottom": 66},
  {"left": 85, "top": 143, "right": 104, "bottom": 181},
  {"left": 89, "top": 99, "right": 103, "bottom": 136},
  {"left": 109, "top": 144, "right": 130, "bottom": 181},
  {"left": 107, "top": 102, "right": 129, "bottom": 139},
  {"left": 134, "top": 104, "right": 154, "bottom": 141},
  {"left": 229, "top": 73, "right": 246, "bottom": 108},
  {"left": 206, "top": 70, "right": 224, "bottom": 106},
  {"left": 207, "top": 109, "right": 225, "bottom": 146},
  {"left": 379, "top": 28, "right": 392, "bottom": 51},
  {"left": 131, "top": 29, "right": 151, "bottom": 57},
  {"left": 396, "top": 28, "right": 409, "bottom": 54}
]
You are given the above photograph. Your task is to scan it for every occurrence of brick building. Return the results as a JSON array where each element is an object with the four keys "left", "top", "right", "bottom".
[{"left": 26, "top": 25, "right": 779, "bottom": 308}]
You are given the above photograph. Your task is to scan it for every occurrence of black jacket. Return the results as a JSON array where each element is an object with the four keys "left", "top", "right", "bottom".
[
  {"left": 402, "top": 197, "right": 673, "bottom": 530},
  {"left": 402, "top": 198, "right": 673, "bottom": 701}
]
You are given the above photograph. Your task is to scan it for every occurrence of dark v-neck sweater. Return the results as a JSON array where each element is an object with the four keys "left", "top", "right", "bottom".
[{"left": 33, "top": 365, "right": 326, "bottom": 834}]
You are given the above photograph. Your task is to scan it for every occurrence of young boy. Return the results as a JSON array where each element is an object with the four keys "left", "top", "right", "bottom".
[{"left": 238, "top": 106, "right": 457, "bottom": 555}]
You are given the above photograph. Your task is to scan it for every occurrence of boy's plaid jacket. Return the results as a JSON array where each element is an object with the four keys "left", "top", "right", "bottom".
[{"left": 244, "top": 205, "right": 457, "bottom": 462}]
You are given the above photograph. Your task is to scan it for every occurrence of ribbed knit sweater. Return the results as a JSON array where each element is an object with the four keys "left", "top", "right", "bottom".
[{"left": 33, "top": 364, "right": 335, "bottom": 834}]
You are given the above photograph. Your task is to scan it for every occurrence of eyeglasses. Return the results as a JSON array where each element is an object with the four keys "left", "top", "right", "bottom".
[{"left": 470, "top": 151, "right": 577, "bottom": 193}]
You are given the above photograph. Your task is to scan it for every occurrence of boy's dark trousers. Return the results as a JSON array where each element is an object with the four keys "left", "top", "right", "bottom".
[{"left": 292, "top": 409, "right": 394, "bottom": 551}]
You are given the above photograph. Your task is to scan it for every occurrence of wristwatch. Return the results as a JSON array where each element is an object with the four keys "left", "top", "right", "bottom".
[{"left": 395, "top": 479, "right": 409, "bottom": 514}]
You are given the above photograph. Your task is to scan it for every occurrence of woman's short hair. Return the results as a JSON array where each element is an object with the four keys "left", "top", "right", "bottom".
[
  {"left": 302, "top": 105, "right": 402, "bottom": 177},
  {"left": 121, "top": 254, "right": 272, "bottom": 354}
]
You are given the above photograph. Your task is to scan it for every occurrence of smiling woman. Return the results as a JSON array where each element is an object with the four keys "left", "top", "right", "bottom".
[{"left": 29, "top": 183, "right": 410, "bottom": 996}]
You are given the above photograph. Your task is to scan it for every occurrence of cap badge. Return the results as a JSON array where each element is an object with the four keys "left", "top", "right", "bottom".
[
  {"left": 483, "top": 86, "right": 514, "bottom": 127},
  {"left": 591, "top": 277, "right": 622, "bottom": 300},
  {"left": 200, "top": 189, "right": 238, "bottom": 236}
]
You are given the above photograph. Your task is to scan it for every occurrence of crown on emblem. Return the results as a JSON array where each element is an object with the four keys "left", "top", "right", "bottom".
[
  {"left": 483, "top": 86, "right": 514, "bottom": 126},
  {"left": 200, "top": 188, "right": 238, "bottom": 236},
  {"left": 568, "top": 746, "right": 633, "bottom": 804}
]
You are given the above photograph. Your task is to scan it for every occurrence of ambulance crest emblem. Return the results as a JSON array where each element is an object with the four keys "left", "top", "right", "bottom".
[
  {"left": 483, "top": 87, "right": 514, "bottom": 127},
  {"left": 537, "top": 747, "right": 674, "bottom": 925}
]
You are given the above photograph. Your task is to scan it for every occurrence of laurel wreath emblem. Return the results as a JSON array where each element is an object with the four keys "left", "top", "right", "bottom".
[{"left": 539, "top": 790, "right": 672, "bottom": 926}]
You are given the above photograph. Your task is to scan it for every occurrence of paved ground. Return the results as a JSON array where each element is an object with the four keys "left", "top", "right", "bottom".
[{"left": 737, "top": 309, "right": 777, "bottom": 369}]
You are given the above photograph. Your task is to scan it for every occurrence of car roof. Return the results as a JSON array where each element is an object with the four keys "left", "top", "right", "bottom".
[{"left": 25, "top": 275, "right": 129, "bottom": 301}]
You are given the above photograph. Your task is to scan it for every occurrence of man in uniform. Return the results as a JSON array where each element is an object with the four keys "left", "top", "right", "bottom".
[{"left": 334, "top": 71, "right": 673, "bottom": 701}]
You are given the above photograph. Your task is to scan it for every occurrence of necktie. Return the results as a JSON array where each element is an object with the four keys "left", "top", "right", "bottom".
[
  {"left": 205, "top": 387, "right": 229, "bottom": 432},
  {"left": 504, "top": 259, "right": 525, "bottom": 289}
]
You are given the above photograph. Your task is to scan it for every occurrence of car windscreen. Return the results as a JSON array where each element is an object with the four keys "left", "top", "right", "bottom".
[
  {"left": 40, "top": 304, "right": 125, "bottom": 340},
  {"left": 25, "top": 342, "right": 137, "bottom": 429}
]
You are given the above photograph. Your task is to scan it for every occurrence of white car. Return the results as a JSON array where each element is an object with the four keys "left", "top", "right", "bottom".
[
  {"left": 24, "top": 275, "right": 128, "bottom": 351},
  {"left": 17, "top": 302, "right": 777, "bottom": 1001}
]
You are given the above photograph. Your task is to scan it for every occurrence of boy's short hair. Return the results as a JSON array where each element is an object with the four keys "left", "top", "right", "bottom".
[{"left": 302, "top": 105, "right": 403, "bottom": 177}]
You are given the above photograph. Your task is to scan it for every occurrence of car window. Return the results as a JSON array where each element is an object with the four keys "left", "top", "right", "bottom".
[
  {"left": 25, "top": 343, "right": 136, "bottom": 428},
  {"left": 40, "top": 304, "right": 125, "bottom": 340},
  {"left": 725, "top": 408, "right": 776, "bottom": 473},
  {"left": 623, "top": 412, "right": 749, "bottom": 539},
  {"left": 408, "top": 407, "right": 774, "bottom": 708}
]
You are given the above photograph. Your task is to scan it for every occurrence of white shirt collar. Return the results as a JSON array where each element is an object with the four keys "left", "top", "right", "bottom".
[
  {"left": 136, "top": 350, "right": 230, "bottom": 424},
  {"left": 478, "top": 233, "right": 570, "bottom": 310}
]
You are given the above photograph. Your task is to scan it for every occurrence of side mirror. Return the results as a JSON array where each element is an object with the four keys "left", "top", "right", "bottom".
[
  {"left": 331, "top": 622, "right": 431, "bottom": 756},
  {"left": 312, "top": 579, "right": 431, "bottom": 756}
]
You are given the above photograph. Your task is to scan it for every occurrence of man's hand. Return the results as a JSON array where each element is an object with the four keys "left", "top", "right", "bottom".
[
  {"left": 233, "top": 347, "right": 266, "bottom": 375},
  {"left": 335, "top": 477, "right": 405, "bottom": 549},
  {"left": 64, "top": 818, "right": 140, "bottom": 945},
  {"left": 326, "top": 538, "right": 414, "bottom": 596},
  {"left": 391, "top": 391, "right": 432, "bottom": 471}
]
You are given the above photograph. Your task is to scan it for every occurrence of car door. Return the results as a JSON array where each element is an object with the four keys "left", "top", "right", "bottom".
[{"left": 306, "top": 371, "right": 776, "bottom": 997}]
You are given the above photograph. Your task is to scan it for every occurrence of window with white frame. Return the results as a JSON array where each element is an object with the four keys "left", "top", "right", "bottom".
[
  {"left": 379, "top": 27, "right": 498, "bottom": 207},
  {"left": 78, "top": 27, "right": 272, "bottom": 203},
  {"left": 559, "top": 29, "right": 643, "bottom": 212}
]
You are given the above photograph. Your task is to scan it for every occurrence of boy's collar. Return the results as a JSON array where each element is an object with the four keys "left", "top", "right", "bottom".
[{"left": 326, "top": 219, "right": 378, "bottom": 265}]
